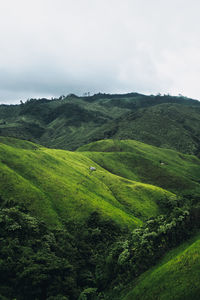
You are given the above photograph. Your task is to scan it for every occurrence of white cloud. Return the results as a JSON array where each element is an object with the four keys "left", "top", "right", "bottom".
[{"left": 0, "top": 0, "right": 200, "bottom": 103}]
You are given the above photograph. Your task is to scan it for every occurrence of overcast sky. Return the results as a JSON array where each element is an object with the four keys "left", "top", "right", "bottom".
[{"left": 0, "top": 0, "right": 200, "bottom": 103}]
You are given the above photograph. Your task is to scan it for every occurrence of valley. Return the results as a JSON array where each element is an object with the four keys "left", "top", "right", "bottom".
[{"left": 0, "top": 94, "right": 200, "bottom": 299}]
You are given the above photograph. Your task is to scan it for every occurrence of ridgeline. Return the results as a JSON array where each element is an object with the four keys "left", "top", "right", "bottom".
[{"left": 0, "top": 93, "right": 200, "bottom": 154}]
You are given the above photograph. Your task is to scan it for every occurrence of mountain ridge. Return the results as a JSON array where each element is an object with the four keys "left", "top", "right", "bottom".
[{"left": 0, "top": 93, "right": 200, "bottom": 153}]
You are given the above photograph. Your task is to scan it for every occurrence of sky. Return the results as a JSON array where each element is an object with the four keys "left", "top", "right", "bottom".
[{"left": 0, "top": 0, "right": 200, "bottom": 103}]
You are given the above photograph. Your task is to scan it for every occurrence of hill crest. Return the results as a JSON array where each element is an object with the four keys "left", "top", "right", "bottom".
[{"left": 0, "top": 93, "right": 200, "bottom": 153}]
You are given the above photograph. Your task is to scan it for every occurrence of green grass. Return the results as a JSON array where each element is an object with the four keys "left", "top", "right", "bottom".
[
  {"left": 122, "top": 233, "right": 200, "bottom": 300},
  {"left": 77, "top": 139, "right": 200, "bottom": 196},
  {"left": 1, "top": 137, "right": 200, "bottom": 299},
  {"left": 1, "top": 137, "right": 200, "bottom": 229},
  {"left": 0, "top": 137, "right": 176, "bottom": 229}
]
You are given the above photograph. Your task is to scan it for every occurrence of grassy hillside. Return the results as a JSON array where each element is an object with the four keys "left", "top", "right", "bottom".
[
  {"left": 0, "top": 137, "right": 177, "bottom": 229},
  {"left": 0, "top": 137, "right": 200, "bottom": 299},
  {"left": 1, "top": 137, "right": 200, "bottom": 229},
  {"left": 77, "top": 139, "right": 200, "bottom": 197},
  {"left": 0, "top": 93, "right": 200, "bottom": 153},
  {"left": 123, "top": 233, "right": 200, "bottom": 300}
]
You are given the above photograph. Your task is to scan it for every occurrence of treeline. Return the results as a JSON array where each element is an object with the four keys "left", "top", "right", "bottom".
[
  {"left": 0, "top": 201, "right": 199, "bottom": 299},
  {"left": 99, "top": 205, "right": 200, "bottom": 298}
]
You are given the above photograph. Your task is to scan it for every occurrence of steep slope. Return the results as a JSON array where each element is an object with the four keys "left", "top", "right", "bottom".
[
  {"left": 100, "top": 103, "right": 200, "bottom": 154},
  {"left": 1, "top": 137, "right": 200, "bottom": 299},
  {"left": 0, "top": 93, "right": 200, "bottom": 153},
  {"left": 0, "top": 137, "right": 175, "bottom": 228},
  {"left": 77, "top": 139, "right": 200, "bottom": 198},
  {"left": 123, "top": 233, "right": 200, "bottom": 300}
]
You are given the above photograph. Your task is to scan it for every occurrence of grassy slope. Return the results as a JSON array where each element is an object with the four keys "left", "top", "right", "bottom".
[
  {"left": 1, "top": 137, "right": 200, "bottom": 298},
  {"left": 77, "top": 139, "right": 200, "bottom": 196},
  {"left": 0, "top": 137, "right": 175, "bottom": 229},
  {"left": 122, "top": 233, "right": 200, "bottom": 300}
]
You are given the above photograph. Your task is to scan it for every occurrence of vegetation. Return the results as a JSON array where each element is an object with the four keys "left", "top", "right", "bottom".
[
  {"left": 0, "top": 91, "right": 200, "bottom": 299},
  {"left": 103, "top": 205, "right": 200, "bottom": 298},
  {"left": 0, "top": 195, "right": 200, "bottom": 299},
  {"left": 123, "top": 231, "right": 200, "bottom": 300},
  {"left": 0, "top": 137, "right": 178, "bottom": 228},
  {"left": 77, "top": 139, "right": 200, "bottom": 197},
  {"left": 0, "top": 93, "right": 200, "bottom": 153},
  {"left": 0, "top": 205, "right": 126, "bottom": 299}
]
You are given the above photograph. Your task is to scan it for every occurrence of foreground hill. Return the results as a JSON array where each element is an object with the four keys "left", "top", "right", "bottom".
[
  {"left": 123, "top": 233, "right": 200, "bottom": 300},
  {"left": 0, "top": 137, "right": 200, "bottom": 299},
  {"left": 0, "top": 93, "right": 200, "bottom": 154}
]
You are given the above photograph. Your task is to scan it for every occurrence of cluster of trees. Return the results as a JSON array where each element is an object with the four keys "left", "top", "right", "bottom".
[
  {"left": 0, "top": 200, "right": 199, "bottom": 299},
  {"left": 0, "top": 206, "right": 125, "bottom": 300},
  {"left": 0, "top": 206, "right": 80, "bottom": 299},
  {"left": 98, "top": 205, "right": 200, "bottom": 297}
]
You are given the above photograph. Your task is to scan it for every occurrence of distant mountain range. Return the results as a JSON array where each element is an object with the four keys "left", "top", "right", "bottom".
[{"left": 0, "top": 93, "right": 200, "bottom": 154}]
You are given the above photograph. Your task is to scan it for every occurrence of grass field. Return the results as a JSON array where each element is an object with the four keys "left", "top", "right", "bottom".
[
  {"left": 77, "top": 139, "right": 200, "bottom": 196},
  {"left": 0, "top": 137, "right": 177, "bottom": 229},
  {"left": 1, "top": 137, "right": 200, "bottom": 299},
  {"left": 123, "top": 233, "right": 200, "bottom": 300}
]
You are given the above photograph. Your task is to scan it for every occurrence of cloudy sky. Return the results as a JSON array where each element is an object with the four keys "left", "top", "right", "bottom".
[{"left": 0, "top": 0, "right": 200, "bottom": 103}]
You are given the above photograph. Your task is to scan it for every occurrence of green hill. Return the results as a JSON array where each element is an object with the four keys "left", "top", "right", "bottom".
[
  {"left": 123, "top": 233, "right": 200, "bottom": 300},
  {"left": 77, "top": 139, "right": 200, "bottom": 198},
  {"left": 1, "top": 136, "right": 200, "bottom": 299},
  {"left": 0, "top": 93, "right": 200, "bottom": 154},
  {"left": 99, "top": 103, "right": 200, "bottom": 155},
  {"left": 1, "top": 136, "right": 200, "bottom": 228},
  {"left": 0, "top": 137, "right": 179, "bottom": 229}
]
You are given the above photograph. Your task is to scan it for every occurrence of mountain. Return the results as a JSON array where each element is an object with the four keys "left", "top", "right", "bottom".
[
  {"left": 0, "top": 93, "right": 200, "bottom": 154},
  {"left": 1, "top": 92, "right": 200, "bottom": 299},
  {"left": 0, "top": 136, "right": 200, "bottom": 299}
]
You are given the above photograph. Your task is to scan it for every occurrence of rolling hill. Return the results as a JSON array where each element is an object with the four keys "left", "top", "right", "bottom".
[
  {"left": 0, "top": 136, "right": 200, "bottom": 299},
  {"left": 0, "top": 93, "right": 200, "bottom": 154},
  {"left": 0, "top": 136, "right": 179, "bottom": 229},
  {"left": 1, "top": 137, "right": 200, "bottom": 229},
  {"left": 77, "top": 139, "right": 200, "bottom": 198}
]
